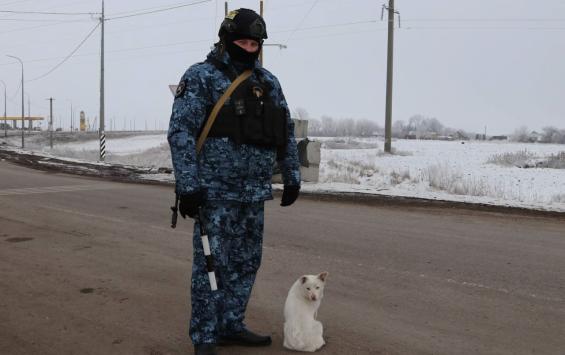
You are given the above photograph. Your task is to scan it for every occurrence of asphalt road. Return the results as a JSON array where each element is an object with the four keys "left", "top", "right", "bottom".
[{"left": 1, "top": 161, "right": 564, "bottom": 355}]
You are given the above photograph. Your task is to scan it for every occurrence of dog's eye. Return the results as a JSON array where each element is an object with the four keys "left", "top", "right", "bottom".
[
  {"left": 316, "top": 286, "right": 320, "bottom": 289},
  {"left": 306, "top": 287, "right": 311, "bottom": 291}
]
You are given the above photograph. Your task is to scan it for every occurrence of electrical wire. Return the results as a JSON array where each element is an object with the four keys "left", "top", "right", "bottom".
[
  {"left": 27, "top": 21, "right": 100, "bottom": 82},
  {"left": 402, "top": 18, "right": 565, "bottom": 22},
  {"left": 106, "top": 0, "right": 211, "bottom": 21},
  {"left": 286, "top": 0, "right": 321, "bottom": 41},
  {"left": 273, "top": 19, "right": 378, "bottom": 34},
  {"left": 404, "top": 26, "right": 565, "bottom": 31},
  {"left": 0, "top": 19, "right": 92, "bottom": 35},
  {"left": 0, "top": 0, "right": 35, "bottom": 6},
  {"left": 0, "top": 9, "right": 98, "bottom": 15},
  {"left": 0, "top": 17, "right": 85, "bottom": 22}
]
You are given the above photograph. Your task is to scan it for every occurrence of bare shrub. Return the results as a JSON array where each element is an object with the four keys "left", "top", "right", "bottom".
[
  {"left": 551, "top": 194, "right": 565, "bottom": 203},
  {"left": 376, "top": 148, "right": 412, "bottom": 157},
  {"left": 544, "top": 152, "right": 565, "bottom": 169},
  {"left": 487, "top": 150, "right": 536, "bottom": 167},
  {"left": 390, "top": 169, "right": 411, "bottom": 185},
  {"left": 323, "top": 138, "right": 378, "bottom": 149},
  {"left": 321, "top": 159, "right": 378, "bottom": 184},
  {"left": 422, "top": 163, "right": 489, "bottom": 196},
  {"left": 108, "top": 143, "right": 172, "bottom": 168},
  {"left": 510, "top": 126, "right": 530, "bottom": 143}
]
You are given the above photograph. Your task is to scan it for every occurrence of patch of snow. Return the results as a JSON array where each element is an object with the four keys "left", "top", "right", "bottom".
[{"left": 7, "top": 135, "right": 565, "bottom": 213}]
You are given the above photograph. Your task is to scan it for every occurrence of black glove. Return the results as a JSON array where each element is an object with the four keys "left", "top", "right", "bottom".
[
  {"left": 280, "top": 185, "right": 300, "bottom": 207},
  {"left": 179, "top": 190, "right": 204, "bottom": 219}
]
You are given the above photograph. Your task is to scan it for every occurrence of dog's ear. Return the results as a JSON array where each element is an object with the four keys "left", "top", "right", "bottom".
[
  {"left": 318, "top": 271, "right": 329, "bottom": 282},
  {"left": 300, "top": 276, "right": 308, "bottom": 284}
]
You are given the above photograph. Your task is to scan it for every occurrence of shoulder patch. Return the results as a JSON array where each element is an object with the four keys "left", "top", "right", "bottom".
[{"left": 175, "top": 79, "right": 187, "bottom": 98}]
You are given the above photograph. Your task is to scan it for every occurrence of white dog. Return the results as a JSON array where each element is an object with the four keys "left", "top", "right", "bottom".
[{"left": 283, "top": 272, "right": 329, "bottom": 352}]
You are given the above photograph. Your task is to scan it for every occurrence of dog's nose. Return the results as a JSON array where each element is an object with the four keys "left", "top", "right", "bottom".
[{"left": 311, "top": 295, "right": 317, "bottom": 301}]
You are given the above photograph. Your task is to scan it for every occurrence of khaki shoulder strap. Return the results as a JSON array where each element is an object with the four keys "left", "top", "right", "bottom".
[{"left": 196, "top": 69, "right": 252, "bottom": 154}]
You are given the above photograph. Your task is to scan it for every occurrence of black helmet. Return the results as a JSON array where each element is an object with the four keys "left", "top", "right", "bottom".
[{"left": 218, "top": 8, "right": 268, "bottom": 42}]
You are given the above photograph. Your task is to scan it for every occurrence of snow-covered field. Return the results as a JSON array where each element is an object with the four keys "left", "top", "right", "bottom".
[
  {"left": 314, "top": 137, "right": 565, "bottom": 212},
  {"left": 5, "top": 133, "right": 565, "bottom": 212}
]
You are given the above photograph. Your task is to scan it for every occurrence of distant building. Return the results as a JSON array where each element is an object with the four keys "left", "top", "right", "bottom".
[
  {"left": 527, "top": 131, "right": 542, "bottom": 143},
  {"left": 489, "top": 135, "right": 508, "bottom": 141}
]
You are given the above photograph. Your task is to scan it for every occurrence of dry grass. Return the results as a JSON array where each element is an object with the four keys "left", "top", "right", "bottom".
[
  {"left": 543, "top": 152, "right": 565, "bottom": 169},
  {"left": 322, "top": 138, "right": 378, "bottom": 150},
  {"left": 390, "top": 169, "right": 411, "bottom": 185},
  {"left": 551, "top": 193, "right": 565, "bottom": 203},
  {"left": 320, "top": 159, "right": 378, "bottom": 184},
  {"left": 488, "top": 150, "right": 565, "bottom": 170},
  {"left": 487, "top": 149, "right": 536, "bottom": 167},
  {"left": 422, "top": 163, "right": 490, "bottom": 197}
]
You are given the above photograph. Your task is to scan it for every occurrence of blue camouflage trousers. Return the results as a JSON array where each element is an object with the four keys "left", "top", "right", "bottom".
[{"left": 189, "top": 200, "right": 265, "bottom": 345}]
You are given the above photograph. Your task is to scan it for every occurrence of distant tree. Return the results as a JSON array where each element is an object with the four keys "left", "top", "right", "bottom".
[
  {"left": 321, "top": 116, "right": 336, "bottom": 136},
  {"left": 392, "top": 120, "right": 406, "bottom": 138},
  {"left": 406, "top": 115, "right": 445, "bottom": 137},
  {"left": 308, "top": 118, "right": 321, "bottom": 135},
  {"left": 510, "top": 126, "right": 530, "bottom": 143},
  {"left": 356, "top": 119, "right": 380, "bottom": 136},
  {"left": 294, "top": 107, "right": 309, "bottom": 120},
  {"left": 336, "top": 118, "right": 355, "bottom": 136},
  {"left": 540, "top": 126, "right": 565, "bottom": 144}
]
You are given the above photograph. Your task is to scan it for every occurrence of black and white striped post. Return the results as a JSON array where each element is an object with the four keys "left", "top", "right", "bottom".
[
  {"left": 196, "top": 211, "right": 218, "bottom": 291},
  {"left": 99, "top": 131, "right": 106, "bottom": 161}
]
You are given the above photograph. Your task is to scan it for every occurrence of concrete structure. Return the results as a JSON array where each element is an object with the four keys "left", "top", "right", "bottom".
[{"left": 4, "top": 116, "right": 44, "bottom": 130}]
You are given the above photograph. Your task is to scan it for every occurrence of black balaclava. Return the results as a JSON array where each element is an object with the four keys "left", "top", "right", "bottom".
[
  {"left": 218, "top": 8, "right": 268, "bottom": 66},
  {"left": 225, "top": 34, "right": 262, "bottom": 65}
]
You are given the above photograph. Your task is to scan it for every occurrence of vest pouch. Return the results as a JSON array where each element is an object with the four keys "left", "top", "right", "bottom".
[
  {"left": 206, "top": 104, "right": 243, "bottom": 144},
  {"left": 263, "top": 101, "right": 287, "bottom": 147},
  {"left": 242, "top": 98, "right": 269, "bottom": 146}
]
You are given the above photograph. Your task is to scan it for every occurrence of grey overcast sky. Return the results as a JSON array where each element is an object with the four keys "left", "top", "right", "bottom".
[{"left": 1, "top": 0, "right": 564, "bottom": 135}]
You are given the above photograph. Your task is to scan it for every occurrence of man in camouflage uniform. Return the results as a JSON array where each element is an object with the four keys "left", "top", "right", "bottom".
[{"left": 168, "top": 8, "right": 301, "bottom": 355}]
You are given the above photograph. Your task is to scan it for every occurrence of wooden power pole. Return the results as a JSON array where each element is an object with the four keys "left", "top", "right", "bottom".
[{"left": 383, "top": 0, "right": 399, "bottom": 153}]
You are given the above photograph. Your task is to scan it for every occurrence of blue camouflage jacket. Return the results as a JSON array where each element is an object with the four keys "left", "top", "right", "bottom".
[{"left": 168, "top": 48, "right": 301, "bottom": 203}]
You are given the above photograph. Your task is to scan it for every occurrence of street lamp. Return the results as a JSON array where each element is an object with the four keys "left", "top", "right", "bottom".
[
  {"left": 0, "top": 80, "right": 6, "bottom": 138},
  {"left": 6, "top": 55, "right": 24, "bottom": 148}
]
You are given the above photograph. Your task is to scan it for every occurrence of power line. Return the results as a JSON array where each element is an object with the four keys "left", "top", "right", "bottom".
[
  {"left": 273, "top": 19, "right": 378, "bottom": 34},
  {"left": 27, "top": 21, "right": 100, "bottom": 82},
  {"left": 106, "top": 0, "right": 211, "bottom": 21},
  {"left": 0, "top": 9, "right": 99, "bottom": 15},
  {"left": 0, "top": 19, "right": 92, "bottom": 36},
  {"left": 0, "top": 17, "right": 85, "bottom": 22},
  {"left": 404, "top": 26, "right": 565, "bottom": 30},
  {"left": 287, "top": 0, "right": 321, "bottom": 41},
  {"left": 402, "top": 18, "right": 565, "bottom": 22}
]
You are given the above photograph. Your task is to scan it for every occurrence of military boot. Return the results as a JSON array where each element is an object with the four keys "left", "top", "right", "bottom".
[
  {"left": 194, "top": 343, "right": 218, "bottom": 355},
  {"left": 219, "top": 329, "right": 272, "bottom": 347}
]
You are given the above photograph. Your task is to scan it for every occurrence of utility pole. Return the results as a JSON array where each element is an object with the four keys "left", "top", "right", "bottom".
[
  {"left": 1, "top": 80, "right": 6, "bottom": 138},
  {"left": 27, "top": 94, "right": 31, "bottom": 131},
  {"left": 99, "top": 0, "right": 106, "bottom": 161},
  {"left": 7, "top": 55, "right": 24, "bottom": 148},
  {"left": 225, "top": 1, "right": 228, "bottom": 16},
  {"left": 259, "top": 0, "right": 264, "bottom": 64},
  {"left": 70, "top": 102, "right": 73, "bottom": 132},
  {"left": 47, "top": 97, "right": 54, "bottom": 149},
  {"left": 382, "top": 1, "right": 399, "bottom": 153}
]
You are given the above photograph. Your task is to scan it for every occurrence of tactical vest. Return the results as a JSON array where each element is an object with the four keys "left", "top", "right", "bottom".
[{"left": 204, "top": 57, "right": 288, "bottom": 157}]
